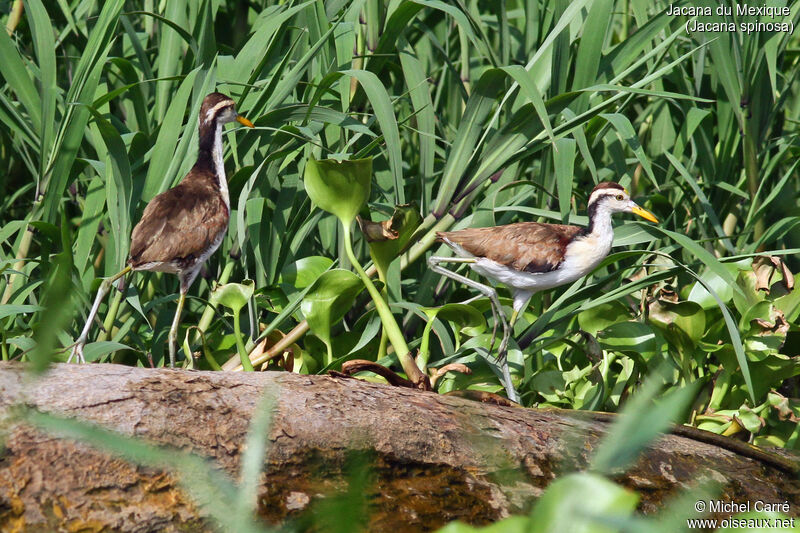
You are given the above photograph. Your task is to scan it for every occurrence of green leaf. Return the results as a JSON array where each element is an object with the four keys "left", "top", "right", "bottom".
[
  {"left": 687, "top": 261, "right": 744, "bottom": 309},
  {"left": 553, "top": 137, "right": 576, "bottom": 222},
  {"left": 81, "top": 341, "right": 132, "bottom": 363},
  {"left": 143, "top": 68, "right": 200, "bottom": 201},
  {"left": 577, "top": 301, "right": 630, "bottom": 336},
  {"left": 0, "top": 15, "right": 42, "bottom": 133},
  {"left": 0, "top": 304, "right": 44, "bottom": 319},
  {"left": 365, "top": 203, "right": 422, "bottom": 279},
  {"left": 341, "top": 69, "right": 404, "bottom": 204},
  {"left": 279, "top": 256, "right": 334, "bottom": 290},
  {"left": 301, "top": 269, "right": 365, "bottom": 348},
  {"left": 210, "top": 280, "right": 256, "bottom": 315},
  {"left": 648, "top": 300, "right": 706, "bottom": 343},
  {"left": 598, "top": 322, "right": 657, "bottom": 359},
  {"left": 600, "top": 112, "right": 656, "bottom": 187},
  {"left": 528, "top": 472, "right": 639, "bottom": 533},
  {"left": 434, "top": 517, "right": 528, "bottom": 533},
  {"left": 426, "top": 303, "right": 487, "bottom": 338},
  {"left": 591, "top": 370, "right": 700, "bottom": 474},
  {"left": 304, "top": 157, "right": 372, "bottom": 226}
]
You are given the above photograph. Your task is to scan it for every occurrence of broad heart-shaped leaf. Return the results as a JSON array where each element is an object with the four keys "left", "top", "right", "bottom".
[
  {"left": 577, "top": 301, "right": 630, "bottom": 336},
  {"left": 304, "top": 157, "right": 372, "bottom": 226},
  {"left": 365, "top": 203, "right": 422, "bottom": 276},
  {"left": 774, "top": 272, "right": 800, "bottom": 323},
  {"left": 434, "top": 516, "right": 528, "bottom": 533},
  {"left": 210, "top": 280, "right": 255, "bottom": 314},
  {"left": 687, "top": 260, "right": 747, "bottom": 309},
  {"left": 279, "top": 256, "right": 334, "bottom": 290},
  {"left": 598, "top": 322, "right": 658, "bottom": 360},
  {"left": 648, "top": 300, "right": 706, "bottom": 342},
  {"left": 301, "top": 269, "right": 364, "bottom": 347},
  {"left": 527, "top": 472, "right": 639, "bottom": 533},
  {"left": 425, "top": 303, "right": 487, "bottom": 338}
]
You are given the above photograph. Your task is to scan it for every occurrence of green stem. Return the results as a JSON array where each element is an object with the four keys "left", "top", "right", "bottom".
[
  {"left": 193, "top": 260, "right": 235, "bottom": 344},
  {"left": 243, "top": 214, "right": 457, "bottom": 370},
  {"left": 744, "top": 119, "right": 764, "bottom": 247},
  {"left": 187, "top": 327, "right": 221, "bottom": 371},
  {"left": 234, "top": 309, "right": 254, "bottom": 372},
  {"left": 342, "top": 223, "right": 424, "bottom": 383},
  {"left": 375, "top": 267, "right": 390, "bottom": 361},
  {"left": 377, "top": 327, "right": 389, "bottom": 361},
  {"left": 1, "top": 224, "right": 34, "bottom": 304},
  {"left": 416, "top": 320, "right": 434, "bottom": 373},
  {"left": 98, "top": 285, "right": 124, "bottom": 343}
]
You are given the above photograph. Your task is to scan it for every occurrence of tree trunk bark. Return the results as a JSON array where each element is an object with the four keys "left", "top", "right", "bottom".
[{"left": 0, "top": 362, "right": 797, "bottom": 532}]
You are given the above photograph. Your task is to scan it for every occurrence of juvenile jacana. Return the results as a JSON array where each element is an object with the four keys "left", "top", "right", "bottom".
[
  {"left": 429, "top": 182, "right": 659, "bottom": 402},
  {"left": 69, "top": 92, "right": 254, "bottom": 366}
]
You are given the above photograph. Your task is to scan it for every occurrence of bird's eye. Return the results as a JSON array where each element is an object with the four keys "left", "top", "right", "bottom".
[{"left": 615, "top": 194, "right": 624, "bottom": 201}]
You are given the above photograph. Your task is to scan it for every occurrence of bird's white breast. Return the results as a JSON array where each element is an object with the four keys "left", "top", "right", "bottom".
[{"left": 212, "top": 122, "right": 229, "bottom": 210}]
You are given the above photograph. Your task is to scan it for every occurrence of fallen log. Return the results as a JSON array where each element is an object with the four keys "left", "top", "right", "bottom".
[{"left": 0, "top": 362, "right": 797, "bottom": 532}]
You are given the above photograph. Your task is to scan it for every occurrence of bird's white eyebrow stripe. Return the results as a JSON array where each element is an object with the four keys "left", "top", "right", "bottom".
[
  {"left": 588, "top": 188, "right": 625, "bottom": 205},
  {"left": 204, "top": 100, "right": 235, "bottom": 121}
]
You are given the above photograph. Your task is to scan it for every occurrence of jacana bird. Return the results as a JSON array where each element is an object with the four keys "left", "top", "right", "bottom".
[
  {"left": 69, "top": 92, "right": 254, "bottom": 366},
  {"left": 429, "top": 182, "right": 659, "bottom": 402}
]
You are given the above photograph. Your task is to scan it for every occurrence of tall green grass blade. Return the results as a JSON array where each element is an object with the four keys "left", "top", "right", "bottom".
[
  {"left": 143, "top": 68, "right": 200, "bottom": 201},
  {"left": 154, "top": 2, "right": 189, "bottom": 119},
  {"left": 553, "top": 138, "right": 576, "bottom": 223},
  {"left": 0, "top": 21, "right": 42, "bottom": 135},
  {"left": 25, "top": 0, "right": 57, "bottom": 176}
]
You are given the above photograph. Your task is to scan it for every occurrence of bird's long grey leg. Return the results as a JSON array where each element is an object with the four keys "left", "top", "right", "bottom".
[
  {"left": 428, "top": 256, "right": 508, "bottom": 353},
  {"left": 69, "top": 266, "right": 132, "bottom": 363},
  {"left": 170, "top": 268, "right": 202, "bottom": 368},
  {"left": 498, "top": 290, "right": 534, "bottom": 361},
  {"left": 428, "top": 256, "right": 519, "bottom": 403}
]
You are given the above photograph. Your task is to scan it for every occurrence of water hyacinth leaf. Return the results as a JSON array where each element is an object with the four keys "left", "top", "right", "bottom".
[
  {"left": 528, "top": 472, "right": 639, "bottom": 531},
  {"left": 279, "top": 256, "right": 334, "bottom": 290},
  {"left": 577, "top": 301, "right": 630, "bottom": 336},
  {"left": 304, "top": 157, "right": 372, "bottom": 226},
  {"left": 591, "top": 372, "right": 700, "bottom": 474},
  {"left": 687, "top": 261, "right": 743, "bottom": 309},
  {"left": 426, "top": 303, "right": 487, "bottom": 338},
  {"left": 648, "top": 300, "right": 706, "bottom": 343},
  {"left": 435, "top": 516, "right": 528, "bottom": 533},
  {"left": 598, "top": 322, "right": 657, "bottom": 359},
  {"left": 301, "top": 269, "right": 364, "bottom": 348},
  {"left": 210, "top": 280, "right": 255, "bottom": 315},
  {"left": 774, "top": 273, "right": 800, "bottom": 323},
  {"left": 364, "top": 203, "right": 422, "bottom": 278}
]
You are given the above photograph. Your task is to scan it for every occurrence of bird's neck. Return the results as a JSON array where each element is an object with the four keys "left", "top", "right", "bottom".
[
  {"left": 584, "top": 202, "right": 613, "bottom": 240},
  {"left": 197, "top": 119, "right": 229, "bottom": 210}
]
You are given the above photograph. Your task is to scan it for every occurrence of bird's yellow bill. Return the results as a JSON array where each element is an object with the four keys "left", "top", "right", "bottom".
[
  {"left": 236, "top": 115, "right": 255, "bottom": 128},
  {"left": 631, "top": 205, "right": 659, "bottom": 223}
]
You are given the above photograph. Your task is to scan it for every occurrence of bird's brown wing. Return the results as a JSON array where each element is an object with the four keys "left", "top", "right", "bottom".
[
  {"left": 128, "top": 171, "right": 229, "bottom": 268},
  {"left": 437, "top": 222, "right": 584, "bottom": 273}
]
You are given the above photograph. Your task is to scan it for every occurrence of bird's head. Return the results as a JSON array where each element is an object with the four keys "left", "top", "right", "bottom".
[
  {"left": 200, "top": 92, "right": 254, "bottom": 129},
  {"left": 587, "top": 181, "right": 658, "bottom": 223}
]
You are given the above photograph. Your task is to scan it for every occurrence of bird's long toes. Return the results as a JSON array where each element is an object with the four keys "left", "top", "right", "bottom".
[
  {"left": 496, "top": 335, "right": 509, "bottom": 362},
  {"left": 68, "top": 345, "right": 85, "bottom": 364}
]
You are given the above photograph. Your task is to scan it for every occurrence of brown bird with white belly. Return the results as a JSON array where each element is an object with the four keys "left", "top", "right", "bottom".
[
  {"left": 429, "top": 182, "right": 659, "bottom": 402},
  {"left": 70, "top": 92, "right": 254, "bottom": 366}
]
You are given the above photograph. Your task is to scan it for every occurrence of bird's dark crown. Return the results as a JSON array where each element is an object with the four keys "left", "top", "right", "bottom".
[
  {"left": 200, "top": 92, "right": 236, "bottom": 126},
  {"left": 591, "top": 181, "right": 625, "bottom": 194}
]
